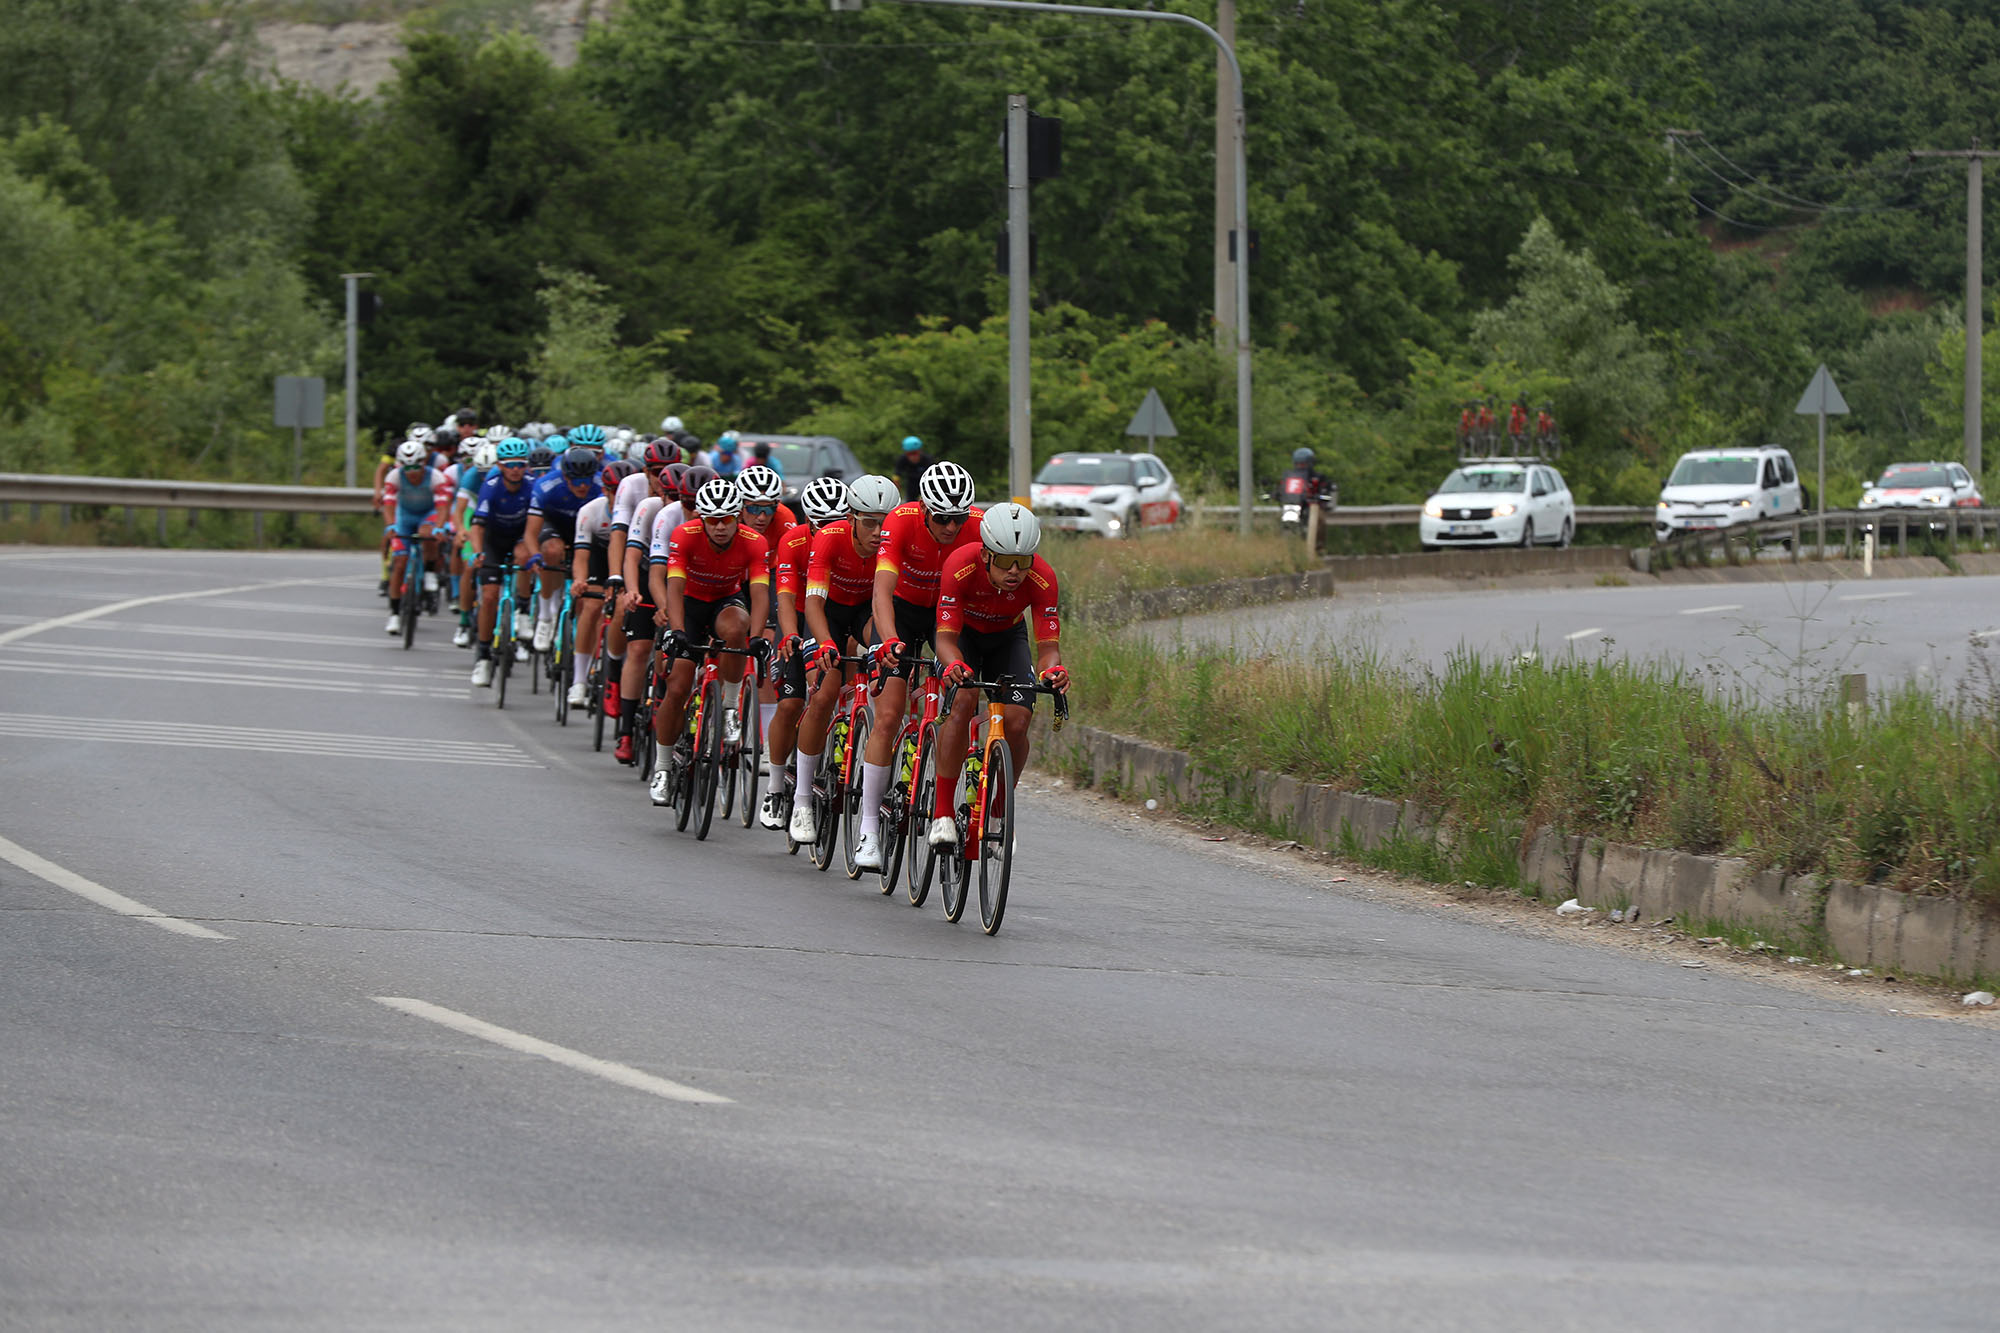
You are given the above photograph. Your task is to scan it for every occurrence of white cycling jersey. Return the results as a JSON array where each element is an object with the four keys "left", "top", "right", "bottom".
[
  {"left": 575, "top": 495, "right": 611, "bottom": 548},
  {"left": 609, "top": 470, "right": 652, "bottom": 531},
  {"left": 646, "top": 500, "right": 690, "bottom": 561}
]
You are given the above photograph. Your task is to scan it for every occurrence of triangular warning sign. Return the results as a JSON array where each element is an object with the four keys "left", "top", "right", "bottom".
[
  {"left": 1793, "top": 363, "right": 1850, "bottom": 416},
  {"left": 1124, "top": 387, "right": 1178, "bottom": 439}
]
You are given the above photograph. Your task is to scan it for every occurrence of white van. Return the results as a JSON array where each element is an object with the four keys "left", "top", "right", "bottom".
[{"left": 1655, "top": 446, "right": 1805, "bottom": 541}]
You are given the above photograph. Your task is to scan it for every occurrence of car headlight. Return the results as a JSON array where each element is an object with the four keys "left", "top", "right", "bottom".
[
  {"left": 1732, "top": 496, "right": 1754, "bottom": 508},
  {"left": 1923, "top": 490, "right": 1948, "bottom": 506},
  {"left": 1423, "top": 501, "right": 1444, "bottom": 518},
  {"left": 1492, "top": 502, "right": 1517, "bottom": 517},
  {"left": 1105, "top": 517, "right": 1122, "bottom": 532},
  {"left": 1656, "top": 501, "right": 1670, "bottom": 512}
]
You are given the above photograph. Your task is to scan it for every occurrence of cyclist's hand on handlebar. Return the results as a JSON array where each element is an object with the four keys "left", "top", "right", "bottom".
[
  {"left": 814, "top": 642, "right": 841, "bottom": 672},
  {"left": 941, "top": 660, "right": 972, "bottom": 687},
  {"left": 524, "top": 553, "right": 544, "bottom": 571},
  {"left": 879, "top": 637, "right": 905, "bottom": 667},
  {"left": 1039, "top": 665, "right": 1069, "bottom": 692},
  {"left": 748, "top": 635, "right": 773, "bottom": 663},
  {"left": 663, "top": 628, "right": 691, "bottom": 655}
]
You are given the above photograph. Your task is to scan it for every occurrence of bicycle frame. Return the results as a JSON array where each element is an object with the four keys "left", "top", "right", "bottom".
[{"left": 940, "top": 679, "right": 1069, "bottom": 858}]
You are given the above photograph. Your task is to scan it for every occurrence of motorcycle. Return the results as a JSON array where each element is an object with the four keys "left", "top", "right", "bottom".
[{"left": 1275, "top": 470, "right": 1337, "bottom": 534}]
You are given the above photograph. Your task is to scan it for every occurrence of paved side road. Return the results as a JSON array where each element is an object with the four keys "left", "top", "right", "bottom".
[{"left": 3, "top": 548, "right": 1998, "bottom": 1330}]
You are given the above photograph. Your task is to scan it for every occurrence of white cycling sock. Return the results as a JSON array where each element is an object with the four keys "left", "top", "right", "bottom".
[
  {"left": 572, "top": 651, "right": 590, "bottom": 686},
  {"left": 539, "top": 593, "right": 555, "bottom": 620},
  {"left": 760, "top": 701, "right": 777, "bottom": 734},
  {"left": 858, "top": 760, "right": 891, "bottom": 837},
  {"left": 795, "top": 747, "right": 818, "bottom": 794}
]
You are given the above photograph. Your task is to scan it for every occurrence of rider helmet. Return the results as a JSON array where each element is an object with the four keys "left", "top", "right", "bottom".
[
  {"left": 543, "top": 433, "right": 568, "bottom": 454},
  {"left": 495, "top": 437, "right": 531, "bottom": 464},
  {"left": 406, "top": 421, "right": 430, "bottom": 439},
  {"left": 395, "top": 440, "right": 428, "bottom": 469},
  {"left": 980, "top": 502, "right": 1041, "bottom": 557},
  {"left": 601, "top": 459, "right": 639, "bottom": 488},
  {"left": 456, "top": 439, "right": 476, "bottom": 462},
  {"left": 559, "top": 446, "right": 598, "bottom": 481},
  {"left": 846, "top": 475, "right": 901, "bottom": 515},
  {"left": 659, "top": 462, "right": 690, "bottom": 499},
  {"left": 715, "top": 430, "right": 739, "bottom": 453},
  {"left": 901, "top": 435, "right": 923, "bottom": 453},
  {"left": 661, "top": 415, "right": 684, "bottom": 434},
  {"left": 735, "top": 465, "right": 784, "bottom": 505},
  {"left": 1292, "top": 447, "right": 1315, "bottom": 467},
  {"left": 427, "top": 427, "right": 455, "bottom": 451},
  {"left": 485, "top": 424, "right": 511, "bottom": 442},
  {"left": 527, "top": 444, "right": 557, "bottom": 471},
  {"left": 569, "top": 423, "right": 607, "bottom": 450},
  {"left": 799, "top": 475, "right": 849, "bottom": 526},
  {"left": 694, "top": 477, "right": 744, "bottom": 518},
  {"left": 917, "top": 460, "right": 976, "bottom": 516},
  {"left": 679, "top": 464, "right": 717, "bottom": 506},
  {"left": 643, "top": 439, "right": 681, "bottom": 469},
  {"left": 473, "top": 441, "right": 498, "bottom": 469}
]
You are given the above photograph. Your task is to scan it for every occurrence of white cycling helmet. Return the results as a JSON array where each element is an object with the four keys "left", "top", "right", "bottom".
[
  {"left": 799, "top": 475, "right": 849, "bottom": 526},
  {"left": 917, "top": 460, "right": 976, "bottom": 516},
  {"left": 473, "top": 441, "right": 498, "bottom": 469},
  {"left": 485, "top": 424, "right": 510, "bottom": 442},
  {"left": 980, "top": 502, "right": 1041, "bottom": 556},
  {"left": 735, "top": 465, "right": 784, "bottom": 505},
  {"left": 846, "top": 474, "right": 901, "bottom": 516},
  {"left": 394, "top": 440, "right": 428, "bottom": 468},
  {"left": 661, "top": 415, "right": 684, "bottom": 434},
  {"left": 456, "top": 439, "right": 476, "bottom": 461},
  {"left": 602, "top": 437, "right": 627, "bottom": 461},
  {"left": 406, "top": 423, "right": 432, "bottom": 442},
  {"left": 694, "top": 476, "right": 744, "bottom": 518}
]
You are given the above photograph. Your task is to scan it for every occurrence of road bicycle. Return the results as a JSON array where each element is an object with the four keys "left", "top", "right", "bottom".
[
  {"left": 491, "top": 553, "right": 522, "bottom": 709},
  {"left": 548, "top": 580, "right": 583, "bottom": 726},
  {"left": 795, "top": 650, "right": 875, "bottom": 875},
  {"left": 717, "top": 649, "right": 764, "bottom": 830},
  {"left": 871, "top": 656, "right": 942, "bottom": 901},
  {"left": 921, "top": 678, "right": 1068, "bottom": 936},
  {"left": 588, "top": 610, "right": 614, "bottom": 752},
  {"left": 657, "top": 641, "right": 762, "bottom": 841},
  {"left": 390, "top": 524, "right": 445, "bottom": 650}
]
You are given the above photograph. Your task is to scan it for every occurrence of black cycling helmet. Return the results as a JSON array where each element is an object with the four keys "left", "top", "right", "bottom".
[
  {"left": 679, "top": 463, "right": 717, "bottom": 506},
  {"left": 1292, "top": 447, "right": 1315, "bottom": 466},
  {"left": 559, "top": 446, "right": 598, "bottom": 481},
  {"left": 527, "top": 444, "right": 557, "bottom": 471}
]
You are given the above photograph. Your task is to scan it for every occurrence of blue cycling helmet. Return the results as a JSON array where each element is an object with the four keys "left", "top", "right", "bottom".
[
  {"left": 560, "top": 446, "right": 598, "bottom": 481},
  {"left": 569, "top": 423, "right": 606, "bottom": 449},
  {"left": 716, "top": 430, "right": 739, "bottom": 452},
  {"left": 543, "top": 433, "right": 568, "bottom": 453},
  {"left": 495, "top": 437, "right": 531, "bottom": 464},
  {"left": 901, "top": 435, "right": 922, "bottom": 453}
]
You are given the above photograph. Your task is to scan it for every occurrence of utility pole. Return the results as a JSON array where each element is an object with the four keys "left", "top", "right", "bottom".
[
  {"left": 1910, "top": 142, "right": 1999, "bottom": 477},
  {"left": 1007, "top": 95, "right": 1033, "bottom": 505},
  {"left": 341, "top": 272, "right": 373, "bottom": 489},
  {"left": 1212, "top": 0, "right": 1236, "bottom": 352}
]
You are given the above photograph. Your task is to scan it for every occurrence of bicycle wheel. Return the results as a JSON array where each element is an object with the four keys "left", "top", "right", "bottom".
[
  {"left": 906, "top": 728, "right": 937, "bottom": 907},
  {"left": 400, "top": 574, "right": 419, "bottom": 650},
  {"left": 495, "top": 624, "right": 512, "bottom": 710},
  {"left": 554, "top": 648, "right": 570, "bottom": 726},
  {"left": 809, "top": 721, "right": 842, "bottom": 872},
  {"left": 693, "top": 679, "right": 722, "bottom": 841},
  {"left": 736, "top": 676, "right": 761, "bottom": 829},
  {"left": 718, "top": 688, "right": 741, "bottom": 822},
  {"left": 673, "top": 734, "right": 695, "bottom": 832},
  {"left": 840, "top": 704, "right": 871, "bottom": 881},
  {"left": 591, "top": 641, "right": 609, "bottom": 752},
  {"left": 938, "top": 800, "right": 968, "bottom": 924},
  {"left": 977, "top": 739, "right": 1016, "bottom": 936},
  {"left": 879, "top": 732, "right": 915, "bottom": 895}
]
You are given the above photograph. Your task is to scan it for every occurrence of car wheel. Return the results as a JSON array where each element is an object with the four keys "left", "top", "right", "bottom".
[
  {"left": 1557, "top": 518, "right": 1573, "bottom": 549},
  {"left": 1519, "top": 520, "right": 1534, "bottom": 548}
]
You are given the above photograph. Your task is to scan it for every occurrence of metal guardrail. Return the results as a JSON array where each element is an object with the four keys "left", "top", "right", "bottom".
[
  {"left": 0, "top": 472, "right": 374, "bottom": 514},
  {"left": 1195, "top": 502, "right": 1653, "bottom": 527},
  {"left": 1655, "top": 505, "right": 2000, "bottom": 560}
]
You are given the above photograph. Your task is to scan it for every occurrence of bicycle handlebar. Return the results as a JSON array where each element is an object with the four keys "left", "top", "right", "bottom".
[{"left": 941, "top": 678, "right": 1071, "bottom": 730}]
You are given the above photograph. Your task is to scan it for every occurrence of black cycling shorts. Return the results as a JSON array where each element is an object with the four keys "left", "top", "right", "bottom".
[
  {"left": 583, "top": 541, "right": 610, "bottom": 585},
  {"left": 884, "top": 594, "right": 936, "bottom": 681},
  {"left": 776, "top": 650, "right": 808, "bottom": 702},
  {"left": 623, "top": 597, "right": 658, "bottom": 640},
  {"left": 476, "top": 535, "right": 525, "bottom": 586},
  {"left": 955, "top": 622, "right": 1037, "bottom": 709},
  {"left": 673, "top": 592, "right": 749, "bottom": 658}
]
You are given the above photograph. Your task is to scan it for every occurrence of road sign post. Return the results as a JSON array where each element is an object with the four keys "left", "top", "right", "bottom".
[
  {"left": 1793, "top": 363, "right": 1850, "bottom": 556},
  {"left": 1123, "top": 387, "right": 1179, "bottom": 454},
  {"left": 274, "top": 375, "right": 327, "bottom": 484}
]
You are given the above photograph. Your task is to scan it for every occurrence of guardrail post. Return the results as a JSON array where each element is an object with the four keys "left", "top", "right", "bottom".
[
  {"left": 252, "top": 511, "right": 264, "bottom": 546},
  {"left": 156, "top": 508, "right": 166, "bottom": 543},
  {"left": 59, "top": 504, "right": 70, "bottom": 528}
]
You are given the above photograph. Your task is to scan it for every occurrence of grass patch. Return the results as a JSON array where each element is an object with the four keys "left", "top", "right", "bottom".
[{"left": 1066, "top": 626, "right": 2000, "bottom": 904}]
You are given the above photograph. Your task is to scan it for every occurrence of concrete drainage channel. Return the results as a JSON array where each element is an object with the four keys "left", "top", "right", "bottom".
[{"left": 1038, "top": 721, "right": 2000, "bottom": 985}]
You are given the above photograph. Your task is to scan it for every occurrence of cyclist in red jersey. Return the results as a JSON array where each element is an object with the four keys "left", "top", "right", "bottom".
[
  {"left": 735, "top": 464, "right": 801, "bottom": 790},
  {"left": 761, "top": 475, "right": 852, "bottom": 830},
  {"left": 645, "top": 477, "right": 773, "bottom": 806},
  {"left": 787, "top": 475, "right": 900, "bottom": 851},
  {"left": 864, "top": 461, "right": 984, "bottom": 838},
  {"left": 929, "top": 502, "right": 1067, "bottom": 848}
]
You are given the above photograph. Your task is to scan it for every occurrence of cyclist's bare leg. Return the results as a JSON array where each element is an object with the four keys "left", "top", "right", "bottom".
[
  {"left": 655, "top": 656, "right": 696, "bottom": 744},
  {"left": 865, "top": 674, "right": 907, "bottom": 766},
  {"left": 932, "top": 688, "right": 981, "bottom": 817},
  {"left": 714, "top": 607, "right": 749, "bottom": 685}
]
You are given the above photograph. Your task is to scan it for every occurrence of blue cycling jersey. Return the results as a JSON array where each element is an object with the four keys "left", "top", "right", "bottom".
[
  {"left": 394, "top": 468, "right": 444, "bottom": 518},
  {"left": 474, "top": 472, "right": 532, "bottom": 536},
  {"left": 528, "top": 471, "right": 590, "bottom": 527},
  {"left": 457, "top": 464, "right": 491, "bottom": 498}
]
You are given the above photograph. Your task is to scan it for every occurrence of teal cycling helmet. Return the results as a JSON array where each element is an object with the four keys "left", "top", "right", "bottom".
[
  {"left": 495, "top": 437, "right": 531, "bottom": 464},
  {"left": 569, "top": 423, "right": 606, "bottom": 449},
  {"left": 901, "top": 435, "right": 922, "bottom": 453},
  {"left": 544, "top": 433, "right": 568, "bottom": 453}
]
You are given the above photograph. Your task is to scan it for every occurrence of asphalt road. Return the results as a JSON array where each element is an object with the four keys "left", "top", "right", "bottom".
[
  {"left": 4, "top": 548, "right": 2000, "bottom": 1330},
  {"left": 1147, "top": 571, "right": 2000, "bottom": 702}
]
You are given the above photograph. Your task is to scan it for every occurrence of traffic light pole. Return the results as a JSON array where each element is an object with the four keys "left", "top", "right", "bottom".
[{"left": 836, "top": 0, "right": 1255, "bottom": 535}]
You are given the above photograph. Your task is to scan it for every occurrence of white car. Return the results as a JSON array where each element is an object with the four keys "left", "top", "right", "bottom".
[
  {"left": 1030, "top": 451, "right": 1183, "bottom": 538},
  {"left": 1859, "top": 461, "right": 1983, "bottom": 524},
  {"left": 1655, "top": 446, "right": 1805, "bottom": 541},
  {"left": 1419, "top": 461, "right": 1575, "bottom": 549}
]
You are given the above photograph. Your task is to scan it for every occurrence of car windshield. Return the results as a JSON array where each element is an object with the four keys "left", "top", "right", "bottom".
[
  {"left": 1876, "top": 465, "right": 1952, "bottom": 489},
  {"left": 1036, "top": 456, "right": 1135, "bottom": 486},
  {"left": 1436, "top": 468, "right": 1525, "bottom": 495},
  {"left": 1667, "top": 456, "right": 1759, "bottom": 487},
  {"left": 744, "top": 441, "right": 813, "bottom": 475}
]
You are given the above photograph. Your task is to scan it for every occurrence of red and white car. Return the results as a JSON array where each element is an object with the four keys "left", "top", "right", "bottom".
[
  {"left": 1030, "top": 451, "right": 1183, "bottom": 539},
  {"left": 1858, "top": 462, "right": 1982, "bottom": 522}
]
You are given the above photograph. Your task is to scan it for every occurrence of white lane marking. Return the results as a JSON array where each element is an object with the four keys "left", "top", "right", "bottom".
[
  {"left": 1975, "top": 628, "right": 2000, "bottom": 641},
  {"left": 1838, "top": 590, "right": 1913, "bottom": 603},
  {"left": 1677, "top": 604, "right": 1744, "bottom": 616},
  {"left": 8, "top": 642, "right": 457, "bottom": 679},
  {"left": 0, "top": 661, "right": 460, "bottom": 699},
  {"left": 0, "top": 833, "right": 230, "bottom": 939},
  {"left": 374, "top": 997, "right": 732, "bottom": 1105},
  {"left": 1564, "top": 627, "right": 1604, "bottom": 641},
  {"left": 0, "top": 714, "right": 539, "bottom": 766},
  {"left": 0, "top": 576, "right": 359, "bottom": 649},
  {"left": 1, "top": 617, "right": 425, "bottom": 649},
  {"left": 200, "top": 598, "right": 391, "bottom": 619}
]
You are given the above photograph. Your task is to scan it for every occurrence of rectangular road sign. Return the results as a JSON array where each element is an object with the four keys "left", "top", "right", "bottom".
[{"left": 274, "top": 375, "right": 326, "bottom": 430}]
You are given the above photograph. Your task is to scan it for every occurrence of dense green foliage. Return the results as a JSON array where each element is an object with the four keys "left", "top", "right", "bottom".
[{"left": 6, "top": 0, "right": 2000, "bottom": 501}]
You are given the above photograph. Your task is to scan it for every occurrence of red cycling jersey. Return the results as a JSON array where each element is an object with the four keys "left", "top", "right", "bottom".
[
  {"left": 876, "top": 501, "right": 986, "bottom": 607},
  {"left": 805, "top": 520, "right": 877, "bottom": 607},
  {"left": 773, "top": 521, "right": 813, "bottom": 601},
  {"left": 935, "top": 545, "right": 1060, "bottom": 641},
  {"left": 665, "top": 519, "right": 771, "bottom": 601}
]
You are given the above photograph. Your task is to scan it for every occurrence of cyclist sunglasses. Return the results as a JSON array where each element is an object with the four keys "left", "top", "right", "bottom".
[
  {"left": 744, "top": 504, "right": 777, "bottom": 517},
  {"left": 988, "top": 553, "right": 1034, "bottom": 572}
]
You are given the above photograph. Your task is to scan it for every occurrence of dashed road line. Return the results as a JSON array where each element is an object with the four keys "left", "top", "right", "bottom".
[
  {"left": 1838, "top": 591, "right": 1913, "bottom": 603},
  {"left": 0, "top": 833, "right": 230, "bottom": 939},
  {"left": 1677, "top": 604, "right": 1744, "bottom": 616},
  {"left": 0, "top": 713, "right": 539, "bottom": 766},
  {"left": 374, "top": 997, "right": 733, "bottom": 1105},
  {"left": 0, "top": 661, "right": 461, "bottom": 699},
  {"left": 0, "top": 575, "right": 361, "bottom": 649},
  {"left": 1563, "top": 627, "right": 1604, "bottom": 641}
]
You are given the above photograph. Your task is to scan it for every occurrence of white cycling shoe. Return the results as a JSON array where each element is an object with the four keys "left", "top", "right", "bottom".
[
  {"left": 422, "top": 571, "right": 439, "bottom": 593},
  {"left": 384, "top": 613, "right": 402, "bottom": 636},
  {"left": 532, "top": 617, "right": 555, "bottom": 652},
  {"left": 758, "top": 791, "right": 786, "bottom": 831},
  {"left": 514, "top": 641, "right": 530, "bottom": 662},
  {"left": 471, "top": 658, "right": 494, "bottom": 687},
  {"left": 788, "top": 805, "right": 817, "bottom": 844},
  {"left": 649, "top": 767, "right": 673, "bottom": 806},
  {"left": 452, "top": 624, "right": 472, "bottom": 648},
  {"left": 514, "top": 611, "right": 533, "bottom": 640},
  {"left": 722, "top": 708, "right": 742, "bottom": 747},
  {"left": 566, "top": 681, "right": 589, "bottom": 707},
  {"left": 854, "top": 830, "right": 884, "bottom": 871},
  {"left": 926, "top": 816, "right": 958, "bottom": 848}
]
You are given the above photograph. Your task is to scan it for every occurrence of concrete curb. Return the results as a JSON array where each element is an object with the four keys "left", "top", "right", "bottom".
[{"left": 1037, "top": 720, "right": 2000, "bottom": 984}]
